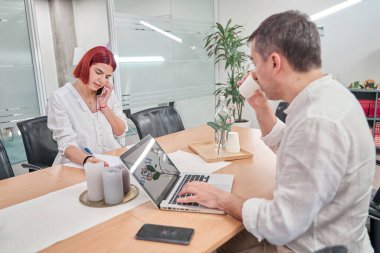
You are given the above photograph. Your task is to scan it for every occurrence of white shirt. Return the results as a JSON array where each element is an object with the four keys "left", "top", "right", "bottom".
[
  {"left": 242, "top": 75, "right": 375, "bottom": 253},
  {"left": 47, "top": 82, "right": 128, "bottom": 165}
]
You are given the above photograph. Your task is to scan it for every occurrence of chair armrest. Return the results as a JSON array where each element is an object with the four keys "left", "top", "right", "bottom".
[
  {"left": 369, "top": 205, "right": 380, "bottom": 221},
  {"left": 21, "top": 163, "right": 42, "bottom": 171},
  {"left": 314, "top": 245, "right": 347, "bottom": 253}
]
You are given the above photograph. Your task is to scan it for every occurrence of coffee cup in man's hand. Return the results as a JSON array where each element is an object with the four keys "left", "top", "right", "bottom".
[{"left": 239, "top": 73, "right": 260, "bottom": 99}]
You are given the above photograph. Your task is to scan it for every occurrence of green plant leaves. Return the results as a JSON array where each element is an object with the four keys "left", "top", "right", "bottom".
[
  {"left": 153, "top": 172, "right": 160, "bottom": 180},
  {"left": 216, "top": 22, "right": 225, "bottom": 36},
  {"left": 207, "top": 121, "right": 221, "bottom": 131},
  {"left": 146, "top": 165, "right": 155, "bottom": 172},
  {"left": 225, "top": 122, "right": 233, "bottom": 132},
  {"left": 204, "top": 19, "right": 248, "bottom": 122},
  {"left": 207, "top": 111, "right": 234, "bottom": 133}
]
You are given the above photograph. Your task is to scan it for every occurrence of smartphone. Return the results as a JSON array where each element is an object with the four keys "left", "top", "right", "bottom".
[
  {"left": 96, "top": 87, "right": 104, "bottom": 96},
  {"left": 135, "top": 224, "right": 194, "bottom": 245}
]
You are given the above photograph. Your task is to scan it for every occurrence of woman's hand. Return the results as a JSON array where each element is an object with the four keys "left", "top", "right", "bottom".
[
  {"left": 87, "top": 156, "right": 109, "bottom": 167},
  {"left": 97, "top": 82, "right": 113, "bottom": 108}
]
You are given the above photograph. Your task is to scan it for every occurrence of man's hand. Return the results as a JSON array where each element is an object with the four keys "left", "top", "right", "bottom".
[
  {"left": 176, "top": 181, "right": 245, "bottom": 220},
  {"left": 177, "top": 181, "right": 224, "bottom": 209},
  {"left": 247, "top": 90, "right": 270, "bottom": 111}
]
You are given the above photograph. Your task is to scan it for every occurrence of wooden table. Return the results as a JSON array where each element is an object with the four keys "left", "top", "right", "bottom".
[{"left": 0, "top": 125, "right": 277, "bottom": 253}]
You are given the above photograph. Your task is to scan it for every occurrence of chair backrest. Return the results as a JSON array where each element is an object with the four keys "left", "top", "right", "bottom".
[
  {"left": 373, "top": 187, "right": 380, "bottom": 206},
  {"left": 17, "top": 116, "right": 58, "bottom": 168},
  {"left": 369, "top": 187, "right": 380, "bottom": 252},
  {"left": 275, "top": 101, "right": 289, "bottom": 123},
  {"left": 0, "top": 139, "right": 14, "bottom": 180},
  {"left": 129, "top": 106, "right": 185, "bottom": 139}
]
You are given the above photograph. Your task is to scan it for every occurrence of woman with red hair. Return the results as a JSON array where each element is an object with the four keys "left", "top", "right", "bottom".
[{"left": 47, "top": 46, "right": 127, "bottom": 166}]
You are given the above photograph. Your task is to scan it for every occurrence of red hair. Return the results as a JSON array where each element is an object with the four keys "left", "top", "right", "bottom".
[{"left": 73, "top": 46, "right": 117, "bottom": 84}]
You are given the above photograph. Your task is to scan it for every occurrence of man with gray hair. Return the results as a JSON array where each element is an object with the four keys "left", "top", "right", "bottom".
[{"left": 177, "top": 10, "right": 375, "bottom": 253}]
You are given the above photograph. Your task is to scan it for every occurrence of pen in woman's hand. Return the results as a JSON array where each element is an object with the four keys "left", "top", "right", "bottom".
[
  {"left": 83, "top": 148, "right": 109, "bottom": 167},
  {"left": 83, "top": 147, "right": 93, "bottom": 155}
]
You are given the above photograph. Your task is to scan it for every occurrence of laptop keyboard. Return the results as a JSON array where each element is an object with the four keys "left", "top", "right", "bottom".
[{"left": 169, "top": 174, "right": 210, "bottom": 206}]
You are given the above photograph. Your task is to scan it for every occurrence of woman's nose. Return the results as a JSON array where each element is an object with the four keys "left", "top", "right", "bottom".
[{"left": 98, "top": 76, "right": 106, "bottom": 84}]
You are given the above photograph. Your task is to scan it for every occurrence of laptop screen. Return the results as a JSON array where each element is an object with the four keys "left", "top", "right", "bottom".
[{"left": 120, "top": 135, "right": 180, "bottom": 207}]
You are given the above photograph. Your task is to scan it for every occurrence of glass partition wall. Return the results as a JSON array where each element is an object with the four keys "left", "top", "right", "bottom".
[
  {"left": 109, "top": 0, "right": 215, "bottom": 111},
  {"left": 0, "top": 0, "right": 44, "bottom": 164}
]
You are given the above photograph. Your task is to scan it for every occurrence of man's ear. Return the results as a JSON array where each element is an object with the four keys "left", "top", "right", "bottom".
[{"left": 270, "top": 53, "right": 281, "bottom": 72}]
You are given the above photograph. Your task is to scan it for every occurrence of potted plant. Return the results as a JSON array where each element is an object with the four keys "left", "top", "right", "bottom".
[{"left": 204, "top": 19, "right": 249, "bottom": 126}]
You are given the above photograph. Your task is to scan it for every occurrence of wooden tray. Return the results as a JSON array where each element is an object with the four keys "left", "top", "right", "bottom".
[{"left": 189, "top": 142, "right": 253, "bottom": 162}]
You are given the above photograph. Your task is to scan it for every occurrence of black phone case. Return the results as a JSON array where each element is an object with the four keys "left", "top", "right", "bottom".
[
  {"left": 96, "top": 87, "right": 104, "bottom": 96},
  {"left": 135, "top": 224, "right": 194, "bottom": 245}
]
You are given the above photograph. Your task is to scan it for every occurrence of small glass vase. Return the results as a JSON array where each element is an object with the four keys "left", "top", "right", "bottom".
[{"left": 215, "top": 129, "right": 227, "bottom": 148}]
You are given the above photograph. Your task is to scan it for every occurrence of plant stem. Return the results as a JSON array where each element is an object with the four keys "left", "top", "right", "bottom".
[{"left": 217, "top": 132, "right": 222, "bottom": 155}]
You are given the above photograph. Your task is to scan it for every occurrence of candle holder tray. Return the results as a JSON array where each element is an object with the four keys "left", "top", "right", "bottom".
[{"left": 79, "top": 184, "right": 139, "bottom": 208}]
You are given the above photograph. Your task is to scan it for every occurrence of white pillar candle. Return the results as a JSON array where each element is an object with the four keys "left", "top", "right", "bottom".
[
  {"left": 84, "top": 162, "right": 105, "bottom": 201},
  {"left": 119, "top": 166, "right": 131, "bottom": 194},
  {"left": 226, "top": 131, "right": 240, "bottom": 153},
  {"left": 102, "top": 168, "right": 124, "bottom": 205}
]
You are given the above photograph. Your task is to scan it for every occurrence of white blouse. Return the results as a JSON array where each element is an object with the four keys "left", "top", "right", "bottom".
[
  {"left": 242, "top": 75, "right": 375, "bottom": 252},
  {"left": 47, "top": 82, "right": 128, "bottom": 165}
]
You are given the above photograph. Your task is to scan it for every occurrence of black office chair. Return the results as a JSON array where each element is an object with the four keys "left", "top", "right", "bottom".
[
  {"left": 17, "top": 116, "right": 58, "bottom": 171},
  {"left": 314, "top": 246, "right": 347, "bottom": 253},
  {"left": 275, "top": 101, "right": 289, "bottom": 123},
  {"left": 129, "top": 106, "right": 185, "bottom": 139},
  {"left": 0, "top": 139, "right": 15, "bottom": 180},
  {"left": 369, "top": 187, "right": 380, "bottom": 252}
]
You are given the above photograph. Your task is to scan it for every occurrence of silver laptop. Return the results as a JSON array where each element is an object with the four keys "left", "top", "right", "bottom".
[{"left": 119, "top": 135, "right": 234, "bottom": 214}]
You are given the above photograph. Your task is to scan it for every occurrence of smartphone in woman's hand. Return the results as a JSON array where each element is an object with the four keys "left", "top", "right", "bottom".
[{"left": 96, "top": 87, "right": 104, "bottom": 96}]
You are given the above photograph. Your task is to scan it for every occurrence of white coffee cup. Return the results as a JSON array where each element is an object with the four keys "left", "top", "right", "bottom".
[
  {"left": 239, "top": 73, "right": 260, "bottom": 99},
  {"left": 226, "top": 132, "right": 240, "bottom": 153}
]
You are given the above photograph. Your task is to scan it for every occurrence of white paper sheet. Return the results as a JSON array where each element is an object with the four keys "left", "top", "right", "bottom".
[
  {"left": 0, "top": 177, "right": 149, "bottom": 253},
  {"left": 168, "top": 150, "right": 231, "bottom": 174}
]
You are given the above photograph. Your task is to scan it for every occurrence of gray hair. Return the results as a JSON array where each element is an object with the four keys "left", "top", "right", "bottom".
[{"left": 248, "top": 10, "right": 321, "bottom": 72}]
